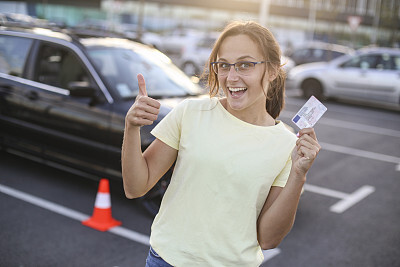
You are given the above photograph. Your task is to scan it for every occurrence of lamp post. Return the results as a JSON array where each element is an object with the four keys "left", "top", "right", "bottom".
[
  {"left": 308, "top": 0, "right": 317, "bottom": 41},
  {"left": 371, "top": 0, "right": 381, "bottom": 45},
  {"left": 137, "top": 0, "right": 145, "bottom": 39},
  {"left": 259, "top": 0, "right": 270, "bottom": 27}
]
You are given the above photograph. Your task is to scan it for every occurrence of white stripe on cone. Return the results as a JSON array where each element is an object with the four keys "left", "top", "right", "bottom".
[{"left": 94, "top": 192, "right": 111, "bottom": 209}]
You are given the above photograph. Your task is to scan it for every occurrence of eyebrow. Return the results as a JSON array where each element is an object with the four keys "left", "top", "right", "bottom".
[{"left": 217, "top": 55, "right": 258, "bottom": 62}]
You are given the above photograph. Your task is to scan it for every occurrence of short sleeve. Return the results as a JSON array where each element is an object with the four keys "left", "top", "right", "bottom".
[
  {"left": 150, "top": 99, "right": 188, "bottom": 150},
  {"left": 271, "top": 155, "right": 292, "bottom": 187}
]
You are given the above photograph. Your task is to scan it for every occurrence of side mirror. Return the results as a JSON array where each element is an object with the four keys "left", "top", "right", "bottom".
[{"left": 68, "top": 81, "right": 96, "bottom": 97}]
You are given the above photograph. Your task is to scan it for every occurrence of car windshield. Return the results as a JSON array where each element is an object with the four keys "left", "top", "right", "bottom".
[{"left": 86, "top": 44, "right": 202, "bottom": 98}]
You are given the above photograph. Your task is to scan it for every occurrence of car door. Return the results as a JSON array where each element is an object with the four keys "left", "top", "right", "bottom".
[
  {"left": 0, "top": 34, "right": 43, "bottom": 156},
  {"left": 369, "top": 53, "right": 400, "bottom": 104},
  {"left": 25, "top": 40, "right": 115, "bottom": 178},
  {"left": 328, "top": 54, "right": 380, "bottom": 100}
]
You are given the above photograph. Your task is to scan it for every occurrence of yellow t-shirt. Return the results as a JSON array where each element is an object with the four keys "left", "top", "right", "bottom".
[{"left": 150, "top": 97, "right": 297, "bottom": 266}]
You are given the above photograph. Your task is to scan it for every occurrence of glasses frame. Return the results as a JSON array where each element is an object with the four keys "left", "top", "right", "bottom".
[{"left": 210, "top": 61, "right": 266, "bottom": 76}]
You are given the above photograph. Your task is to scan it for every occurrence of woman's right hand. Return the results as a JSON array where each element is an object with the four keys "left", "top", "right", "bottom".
[{"left": 126, "top": 74, "right": 161, "bottom": 127}]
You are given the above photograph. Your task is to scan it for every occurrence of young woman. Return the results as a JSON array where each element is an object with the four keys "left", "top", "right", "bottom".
[{"left": 122, "top": 21, "right": 321, "bottom": 266}]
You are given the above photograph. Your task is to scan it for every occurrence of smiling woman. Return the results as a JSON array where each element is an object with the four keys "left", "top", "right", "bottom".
[
  {"left": 206, "top": 22, "right": 287, "bottom": 120},
  {"left": 121, "top": 20, "right": 321, "bottom": 266}
]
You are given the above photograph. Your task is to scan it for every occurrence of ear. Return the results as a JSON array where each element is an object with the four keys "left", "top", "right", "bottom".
[{"left": 268, "top": 67, "right": 278, "bottom": 82}]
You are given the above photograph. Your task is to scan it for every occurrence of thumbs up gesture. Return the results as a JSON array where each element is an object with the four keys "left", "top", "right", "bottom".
[{"left": 126, "top": 74, "right": 161, "bottom": 127}]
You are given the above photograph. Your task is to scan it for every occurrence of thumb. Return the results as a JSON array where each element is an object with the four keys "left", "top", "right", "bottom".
[{"left": 137, "top": 73, "right": 147, "bottom": 96}]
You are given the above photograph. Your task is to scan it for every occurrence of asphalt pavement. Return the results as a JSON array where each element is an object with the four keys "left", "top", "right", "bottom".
[{"left": 1, "top": 95, "right": 399, "bottom": 267}]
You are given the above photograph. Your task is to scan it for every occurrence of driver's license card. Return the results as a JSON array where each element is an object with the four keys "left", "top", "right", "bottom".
[{"left": 292, "top": 96, "right": 327, "bottom": 129}]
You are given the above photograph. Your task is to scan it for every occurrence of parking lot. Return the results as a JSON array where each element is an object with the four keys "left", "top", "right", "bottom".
[{"left": 1, "top": 95, "right": 399, "bottom": 267}]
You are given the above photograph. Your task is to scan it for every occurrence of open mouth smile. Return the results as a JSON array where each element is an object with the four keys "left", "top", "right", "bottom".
[{"left": 228, "top": 87, "right": 247, "bottom": 98}]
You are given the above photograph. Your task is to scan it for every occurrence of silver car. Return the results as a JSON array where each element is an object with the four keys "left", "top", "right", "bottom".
[{"left": 286, "top": 47, "right": 400, "bottom": 107}]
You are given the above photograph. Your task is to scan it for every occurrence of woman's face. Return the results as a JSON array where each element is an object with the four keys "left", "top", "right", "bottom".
[{"left": 217, "top": 34, "right": 270, "bottom": 115}]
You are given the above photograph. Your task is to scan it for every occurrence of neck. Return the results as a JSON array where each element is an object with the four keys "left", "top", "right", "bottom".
[{"left": 220, "top": 98, "right": 276, "bottom": 126}]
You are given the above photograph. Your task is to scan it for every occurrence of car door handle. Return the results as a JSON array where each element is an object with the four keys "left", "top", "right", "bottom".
[{"left": 26, "top": 91, "right": 39, "bottom": 100}]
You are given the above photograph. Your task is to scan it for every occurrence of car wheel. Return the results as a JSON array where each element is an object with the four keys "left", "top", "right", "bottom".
[
  {"left": 301, "top": 79, "right": 324, "bottom": 100},
  {"left": 182, "top": 62, "right": 200, "bottom": 77}
]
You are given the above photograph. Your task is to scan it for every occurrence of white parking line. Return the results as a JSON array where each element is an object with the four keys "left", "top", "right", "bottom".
[
  {"left": 304, "top": 184, "right": 375, "bottom": 213},
  {"left": 0, "top": 183, "right": 149, "bottom": 245},
  {"left": 330, "top": 186, "right": 375, "bottom": 213},
  {"left": 262, "top": 248, "right": 281, "bottom": 262},
  {"left": 0, "top": 183, "right": 280, "bottom": 263},
  {"left": 108, "top": 226, "right": 150, "bottom": 245},
  {"left": 319, "top": 142, "right": 400, "bottom": 166},
  {"left": 279, "top": 113, "right": 400, "bottom": 170},
  {"left": 318, "top": 118, "right": 400, "bottom": 138},
  {"left": 0, "top": 183, "right": 89, "bottom": 221},
  {"left": 279, "top": 111, "right": 400, "bottom": 138}
]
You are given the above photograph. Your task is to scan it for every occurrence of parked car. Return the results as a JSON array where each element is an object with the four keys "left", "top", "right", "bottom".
[
  {"left": 281, "top": 55, "right": 295, "bottom": 74},
  {"left": 286, "top": 47, "right": 400, "bottom": 107},
  {"left": 177, "top": 32, "right": 219, "bottom": 77},
  {"left": 0, "top": 25, "right": 203, "bottom": 216},
  {"left": 285, "top": 42, "right": 354, "bottom": 66}
]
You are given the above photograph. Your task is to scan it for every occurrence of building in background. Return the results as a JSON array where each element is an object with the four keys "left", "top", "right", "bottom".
[{"left": 1, "top": 0, "right": 399, "bottom": 49}]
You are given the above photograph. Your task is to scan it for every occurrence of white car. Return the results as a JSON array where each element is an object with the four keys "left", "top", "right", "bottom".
[
  {"left": 286, "top": 47, "right": 400, "bottom": 107},
  {"left": 178, "top": 32, "right": 219, "bottom": 77}
]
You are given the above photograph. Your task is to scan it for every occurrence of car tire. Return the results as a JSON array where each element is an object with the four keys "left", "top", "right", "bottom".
[
  {"left": 301, "top": 79, "right": 324, "bottom": 100},
  {"left": 182, "top": 61, "right": 200, "bottom": 77}
]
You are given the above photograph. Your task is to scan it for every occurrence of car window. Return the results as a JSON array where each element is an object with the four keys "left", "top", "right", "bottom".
[
  {"left": 393, "top": 55, "right": 400, "bottom": 71},
  {"left": 87, "top": 46, "right": 201, "bottom": 98},
  {"left": 0, "top": 35, "right": 33, "bottom": 77},
  {"left": 34, "top": 43, "right": 92, "bottom": 89},
  {"left": 375, "top": 53, "right": 392, "bottom": 70},
  {"left": 292, "top": 49, "right": 309, "bottom": 59},
  {"left": 312, "top": 49, "right": 325, "bottom": 60},
  {"left": 341, "top": 54, "right": 380, "bottom": 69},
  {"left": 332, "top": 51, "right": 345, "bottom": 59}
]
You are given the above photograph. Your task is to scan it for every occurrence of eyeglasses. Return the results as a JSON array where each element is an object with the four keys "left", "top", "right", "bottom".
[{"left": 211, "top": 61, "right": 266, "bottom": 76}]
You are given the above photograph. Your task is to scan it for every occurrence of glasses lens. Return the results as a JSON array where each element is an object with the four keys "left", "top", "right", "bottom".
[
  {"left": 212, "top": 61, "right": 260, "bottom": 75},
  {"left": 235, "top": 62, "right": 255, "bottom": 75},
  {"left": 217, "top": 62, "right": 230, "bottom": 75}
]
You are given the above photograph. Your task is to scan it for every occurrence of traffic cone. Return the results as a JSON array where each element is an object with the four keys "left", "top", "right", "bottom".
[{"left": 82, "top": 178, "right": 121, "bottom": 231}]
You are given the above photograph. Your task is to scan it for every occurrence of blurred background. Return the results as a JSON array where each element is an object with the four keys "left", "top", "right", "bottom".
[
  {"left": 1, "top": 1, "right": 399, "bottom": 266},
  {"left": 2, "top": 0, "right": 399, "bottom": 47},
  {"left": 1, "top": 0, "right": 399, "bottom": 65}
]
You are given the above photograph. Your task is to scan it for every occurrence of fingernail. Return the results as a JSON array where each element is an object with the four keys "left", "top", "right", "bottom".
[{"left": 296, "top": 132, "right": 300, "bottom": 137}]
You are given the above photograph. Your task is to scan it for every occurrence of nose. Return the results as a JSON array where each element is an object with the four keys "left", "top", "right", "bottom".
[{"left": 226, "top": 65, "right": 239, "bottom": 81}]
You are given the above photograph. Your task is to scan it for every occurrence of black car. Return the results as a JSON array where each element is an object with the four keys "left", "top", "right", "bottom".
[{"left": 0, "top": 25, "right": 203, "bottom": 215}]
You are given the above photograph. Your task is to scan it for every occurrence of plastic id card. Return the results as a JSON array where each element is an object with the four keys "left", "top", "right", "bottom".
[{"left": 292, "top": 96, "right": 327, "bottom": 129}]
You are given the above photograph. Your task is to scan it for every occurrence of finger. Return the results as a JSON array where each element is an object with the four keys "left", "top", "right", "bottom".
[
  {"left": 135, "top": 109, "right": 158, "bottom": 121},
  {"left": 298, "top": 128, "right": 317, "bottom": 141},
  {"left": 140, "top": 96, "right": 161, "bottom": 109},
  {"left": 141, "top": 104, "right": 160, "bottom": 116},
  {"left": 133, "top": 117, "right": 155, "bottom": 126},
  {"left": 135, "top": 99, "right": 160, "bottom": 115},
  {"left": 296, "top": 134, "right": 320, "bottom": 149},
  {"left": 137, "top": 73, "right": 147, "bottom": 96},
  {"left": 297, "top": 146, "right": 317, "bottom": 160},
  {"left": 296, "top": 142, "right": 321, "bottom": 159}
]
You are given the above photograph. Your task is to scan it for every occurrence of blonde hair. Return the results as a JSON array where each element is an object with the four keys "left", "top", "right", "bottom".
[{"left": 204, "top": 21, "right": 286, "bottom": 119}]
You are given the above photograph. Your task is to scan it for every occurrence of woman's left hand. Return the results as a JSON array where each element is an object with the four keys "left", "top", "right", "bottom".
[{"left": 291, "top": 128, "right": 321, "bottom": 177}]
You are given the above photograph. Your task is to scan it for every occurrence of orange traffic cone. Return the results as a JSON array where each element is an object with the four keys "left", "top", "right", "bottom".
[{"left": 82, "top": 178, "right": 121, "bottom": 231}]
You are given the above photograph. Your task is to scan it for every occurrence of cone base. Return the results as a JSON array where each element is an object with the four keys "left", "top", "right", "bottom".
[{"left": 82, "top": 218, "right": 121, "bottom": 232}]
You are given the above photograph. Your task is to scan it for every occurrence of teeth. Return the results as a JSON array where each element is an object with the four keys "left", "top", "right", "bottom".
[{"left": 229, "top": 87, "right": 247, "bottom": 92}]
